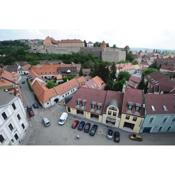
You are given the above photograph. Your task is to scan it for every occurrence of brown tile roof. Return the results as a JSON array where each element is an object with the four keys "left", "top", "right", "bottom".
[
  {"left": 83, "top": 76, "right": 105, "bottom": 90},
  {"left": 122, "top": 88, "right": 144, "bottom": 117},
  {"left": 145, "top": 93, "right": 175, "bottom": 115},
  {"left": 67, "top": 87, "right": 123, "bottom": 114},
  {"left": 67, "top": 87, "right": 107, "bottom": 114},
  {"left": 60, "top": 39, "right": 84, "bottom": 43},
  {"left": 147, "top": 72, "right": 175, "bottom": 92}
]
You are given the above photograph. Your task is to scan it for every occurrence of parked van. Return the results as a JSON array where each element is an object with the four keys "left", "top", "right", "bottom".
[
  {"left": 58, "top": 112, "right": 68, "bottom": 125},
  {"left": 42, "top": 117, "right": 51, "bottom": 127}
]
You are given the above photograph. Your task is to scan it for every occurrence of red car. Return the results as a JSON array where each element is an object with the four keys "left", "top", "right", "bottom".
[{"left": 71, "top": 120, "right": 79, "bottom": 129}]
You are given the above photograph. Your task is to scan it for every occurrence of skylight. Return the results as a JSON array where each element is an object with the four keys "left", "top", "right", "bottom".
[
  {"left": 163, "top": 105, "right": 168, "bottom": 111},
  {"left": 151, "top": 105, "right": 155, "bottom": 111}
]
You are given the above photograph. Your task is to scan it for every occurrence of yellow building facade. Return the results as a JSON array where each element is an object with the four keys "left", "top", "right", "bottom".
[{"left": 119, "top": 113, "right": 144, "bottom": 133}]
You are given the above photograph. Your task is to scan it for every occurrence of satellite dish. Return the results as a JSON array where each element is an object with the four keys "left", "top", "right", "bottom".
[{"left": 67, "top": 69, "right": 71, "bottom": 73}]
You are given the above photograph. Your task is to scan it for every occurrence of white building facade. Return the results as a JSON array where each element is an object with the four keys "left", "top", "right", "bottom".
[{"left": 0, "top": 92, "right": 29, "bottom": 145}]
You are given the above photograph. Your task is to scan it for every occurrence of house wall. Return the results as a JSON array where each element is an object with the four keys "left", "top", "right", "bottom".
[
  {"left": 0, "top": 96, "right": 29, "bottom": 145},
  {"left": 41, "top": 87, "right": 78, "bottom": 108},
  {"left": 67, "top": 107, "right": 103, "bottom": 123},
  {"left": 119, "top": 114, "right": 144, "bottom": 133},
  {"left": 140, "top": 114, "right": 175, "bottom": 133}
]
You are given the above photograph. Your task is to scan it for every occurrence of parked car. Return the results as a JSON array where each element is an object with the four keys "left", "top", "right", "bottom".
[
  {"left": 113, "top": 131, "right": 120, "bottom": 143},
  {"left": 58, "top": 112, "right": 68, "bottom": 125},
  {"left": 77, "top": 121, "right": 85, "bottom": 131},
  {"left": 71, "top": 120, "right": 79, "bottom": 129},
  {"left": 89, "top": 124, "right": 98, "bottom": 136},
  {"left": 129, "top": 133, "right": 143, "bottom": 142},
  {"left": 107, "top": 129, "right": 113, "bottom": 139},
  {"left": 27, "top": 106, "right": 34, "bottom": 117},
  {"left": 32, "top": 103, "right": 39, "bottom": 109},
  {"left": 42, "top": 117, "right": 51, "bottom": 127},
  {"left": 84, "top": 123, "right": 91, "bottom": 133}
]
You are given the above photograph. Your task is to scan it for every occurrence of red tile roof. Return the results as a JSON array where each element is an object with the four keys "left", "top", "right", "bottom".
[
  {"left": 147, "top": 72, "right": 175, "bottom": 92},
  {"left": 145, "top": 93, "right": 175, "bottom": 115},
  {"left": 122, "top": 88, "right": 144, "bottom": 117},
  {"left": 83, "top": 76, "right": 105, "bottom": 90},
  {"left": 67, "top": 87, "right": 123, "bottom": 114}
]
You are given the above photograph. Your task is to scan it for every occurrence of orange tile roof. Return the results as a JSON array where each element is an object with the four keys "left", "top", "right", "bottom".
[
  {"left": 30, "top": 63, "right": 79, "bottom": 76},
  {"left": 22, "top": 64, "right": 31, "bottom": 71},
  {"left": 31, "top": 76, "right": 86, "bottom": 103},
  {"left": 0, "top": 70, "right": 18, "bottom": 88},
  {"left": 32, "top": 80, "right": 56, "bottom": 103}
]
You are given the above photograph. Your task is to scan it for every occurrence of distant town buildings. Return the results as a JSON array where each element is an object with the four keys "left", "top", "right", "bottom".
[
  {"left": 0, "top": 92, "right": 28, "bottom": 145},
  {"left": 145, "top": 72, "right": 175, "bottom": 94}
]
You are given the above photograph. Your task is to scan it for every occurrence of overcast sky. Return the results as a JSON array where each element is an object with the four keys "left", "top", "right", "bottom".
[{"left": 0, "top": 0, "right": 175, "bottom": 49}]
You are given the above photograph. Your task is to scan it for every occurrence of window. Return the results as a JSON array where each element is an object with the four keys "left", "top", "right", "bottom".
[
  {"left": 108, "top": 111, "right": 112, "bottom": 115},
  {"left": 67, "top": 107, "right": 71, "bottom": 112},
  {"left": 159, "top": 127, "right": 162, "bottom": 132},
  {"left": 21, "top": 124, "right": 25, "bottom": 129},
  {"left": 2, "top": 112, "right": 7, "bottom": 120},
  {"left": 8, "top": 124, "right": 14, "bottom": 131},
  {"left": 163, "top": 118, "right": 167, "bottom": 123},
  {"left": 14, "top": 134, "right": 19, "bottom": 140},
  {"left": 0, "top": 134, "right": 5, "bottom": 143},
  {"left": 167, "top": 127, "right": 171, "bottom": 132},
  {"left": 133, "top": 116, "right": 137, "bottom": 121},
  {"left": 126, "top": 115, "right": 130, "bottom": 120},
  {"left": 113, "top": 112, "right": 117, "bottom": 116},
  {"left": 17, "top": 114, "right": 21, "bottom": 120},
  {"left": 149, "top": 118, "right": 153, "bottom": 124},
  {"left": 12, "top": 103, "right": 16, "bottom": 110}
]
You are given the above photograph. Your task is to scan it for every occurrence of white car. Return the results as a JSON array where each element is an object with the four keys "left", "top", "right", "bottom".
[
  {"left": 58, "top": 112, "right": 68, "bottom": 125},
  {"left": 42, "top": 117, "right": 51, "bottom": 127}
]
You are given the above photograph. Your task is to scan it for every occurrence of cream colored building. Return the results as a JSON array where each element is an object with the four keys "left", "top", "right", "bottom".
[
  {"left": 66, "top": 88, "right": 123, "bottom": 127},
  {"left": 119, "top": 88, "right": 145, "bottom": 133}
]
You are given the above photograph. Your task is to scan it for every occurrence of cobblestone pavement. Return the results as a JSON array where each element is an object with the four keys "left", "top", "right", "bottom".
[{"left": 20, "top": 76, "right": 175, "bottom": 145}]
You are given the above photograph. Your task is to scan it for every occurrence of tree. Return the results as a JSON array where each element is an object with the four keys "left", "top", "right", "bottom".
[
  {"left": 112, "top": 44, "right": 117, "bottom": 48},
  {"left": 132, "top": 60, "right": 138, "bottom": 65},
  {"left": 79, "top": 67, "right": 83, "bottom": 76},
  {"left": 110, "top": 62, "right": 116, "bottom": 80},
  {"left": 92, "top": 62, "right": 110, "bottom": 82},
  {"left": 84, "top": 40, "right": 87, "bottom": 47},
  {"left": 93, "top": 42, "right": 101, "bottom": 47},
  {"left": 118, "top": 71, "right": 130, "bottom": 81},
  {"left": 142, "top": 68, "right": 158, "bottom": 76},
  {"left": 46, "top": 80, "right": 57, "bottom": 89},
  {"left": 126, "top": 51, "right": 135, "bottom": 62},
  {"left": 113, "top": 80, "right": 125, "bottom": 91}
]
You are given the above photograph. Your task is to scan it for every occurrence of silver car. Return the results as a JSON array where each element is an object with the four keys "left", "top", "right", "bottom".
[{"left": 42, "top": 117, "right": 51, "bottom": 127}]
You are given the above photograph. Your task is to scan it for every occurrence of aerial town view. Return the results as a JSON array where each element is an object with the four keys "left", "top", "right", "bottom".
[{"left": 0, "top": 32, "right": 175, "bottom": 145}]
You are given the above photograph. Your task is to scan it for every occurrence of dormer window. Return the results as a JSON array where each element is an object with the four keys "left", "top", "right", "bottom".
[
  {"left": 77, "top": 98, "right": 81, "bottom": 106},
  {"left": 128, "top": 102, "right": 133, "bottom": 110},
  {"left": 82, "top": 99, "right": 87, "bottom": 107},
  {"left": 91, "top": 101, "right": 96, "bottom": 109}
]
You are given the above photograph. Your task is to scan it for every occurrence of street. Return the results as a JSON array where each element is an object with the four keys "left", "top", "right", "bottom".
[{"left": 20, "top": 75, "right": 175, "bottom": 145}]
